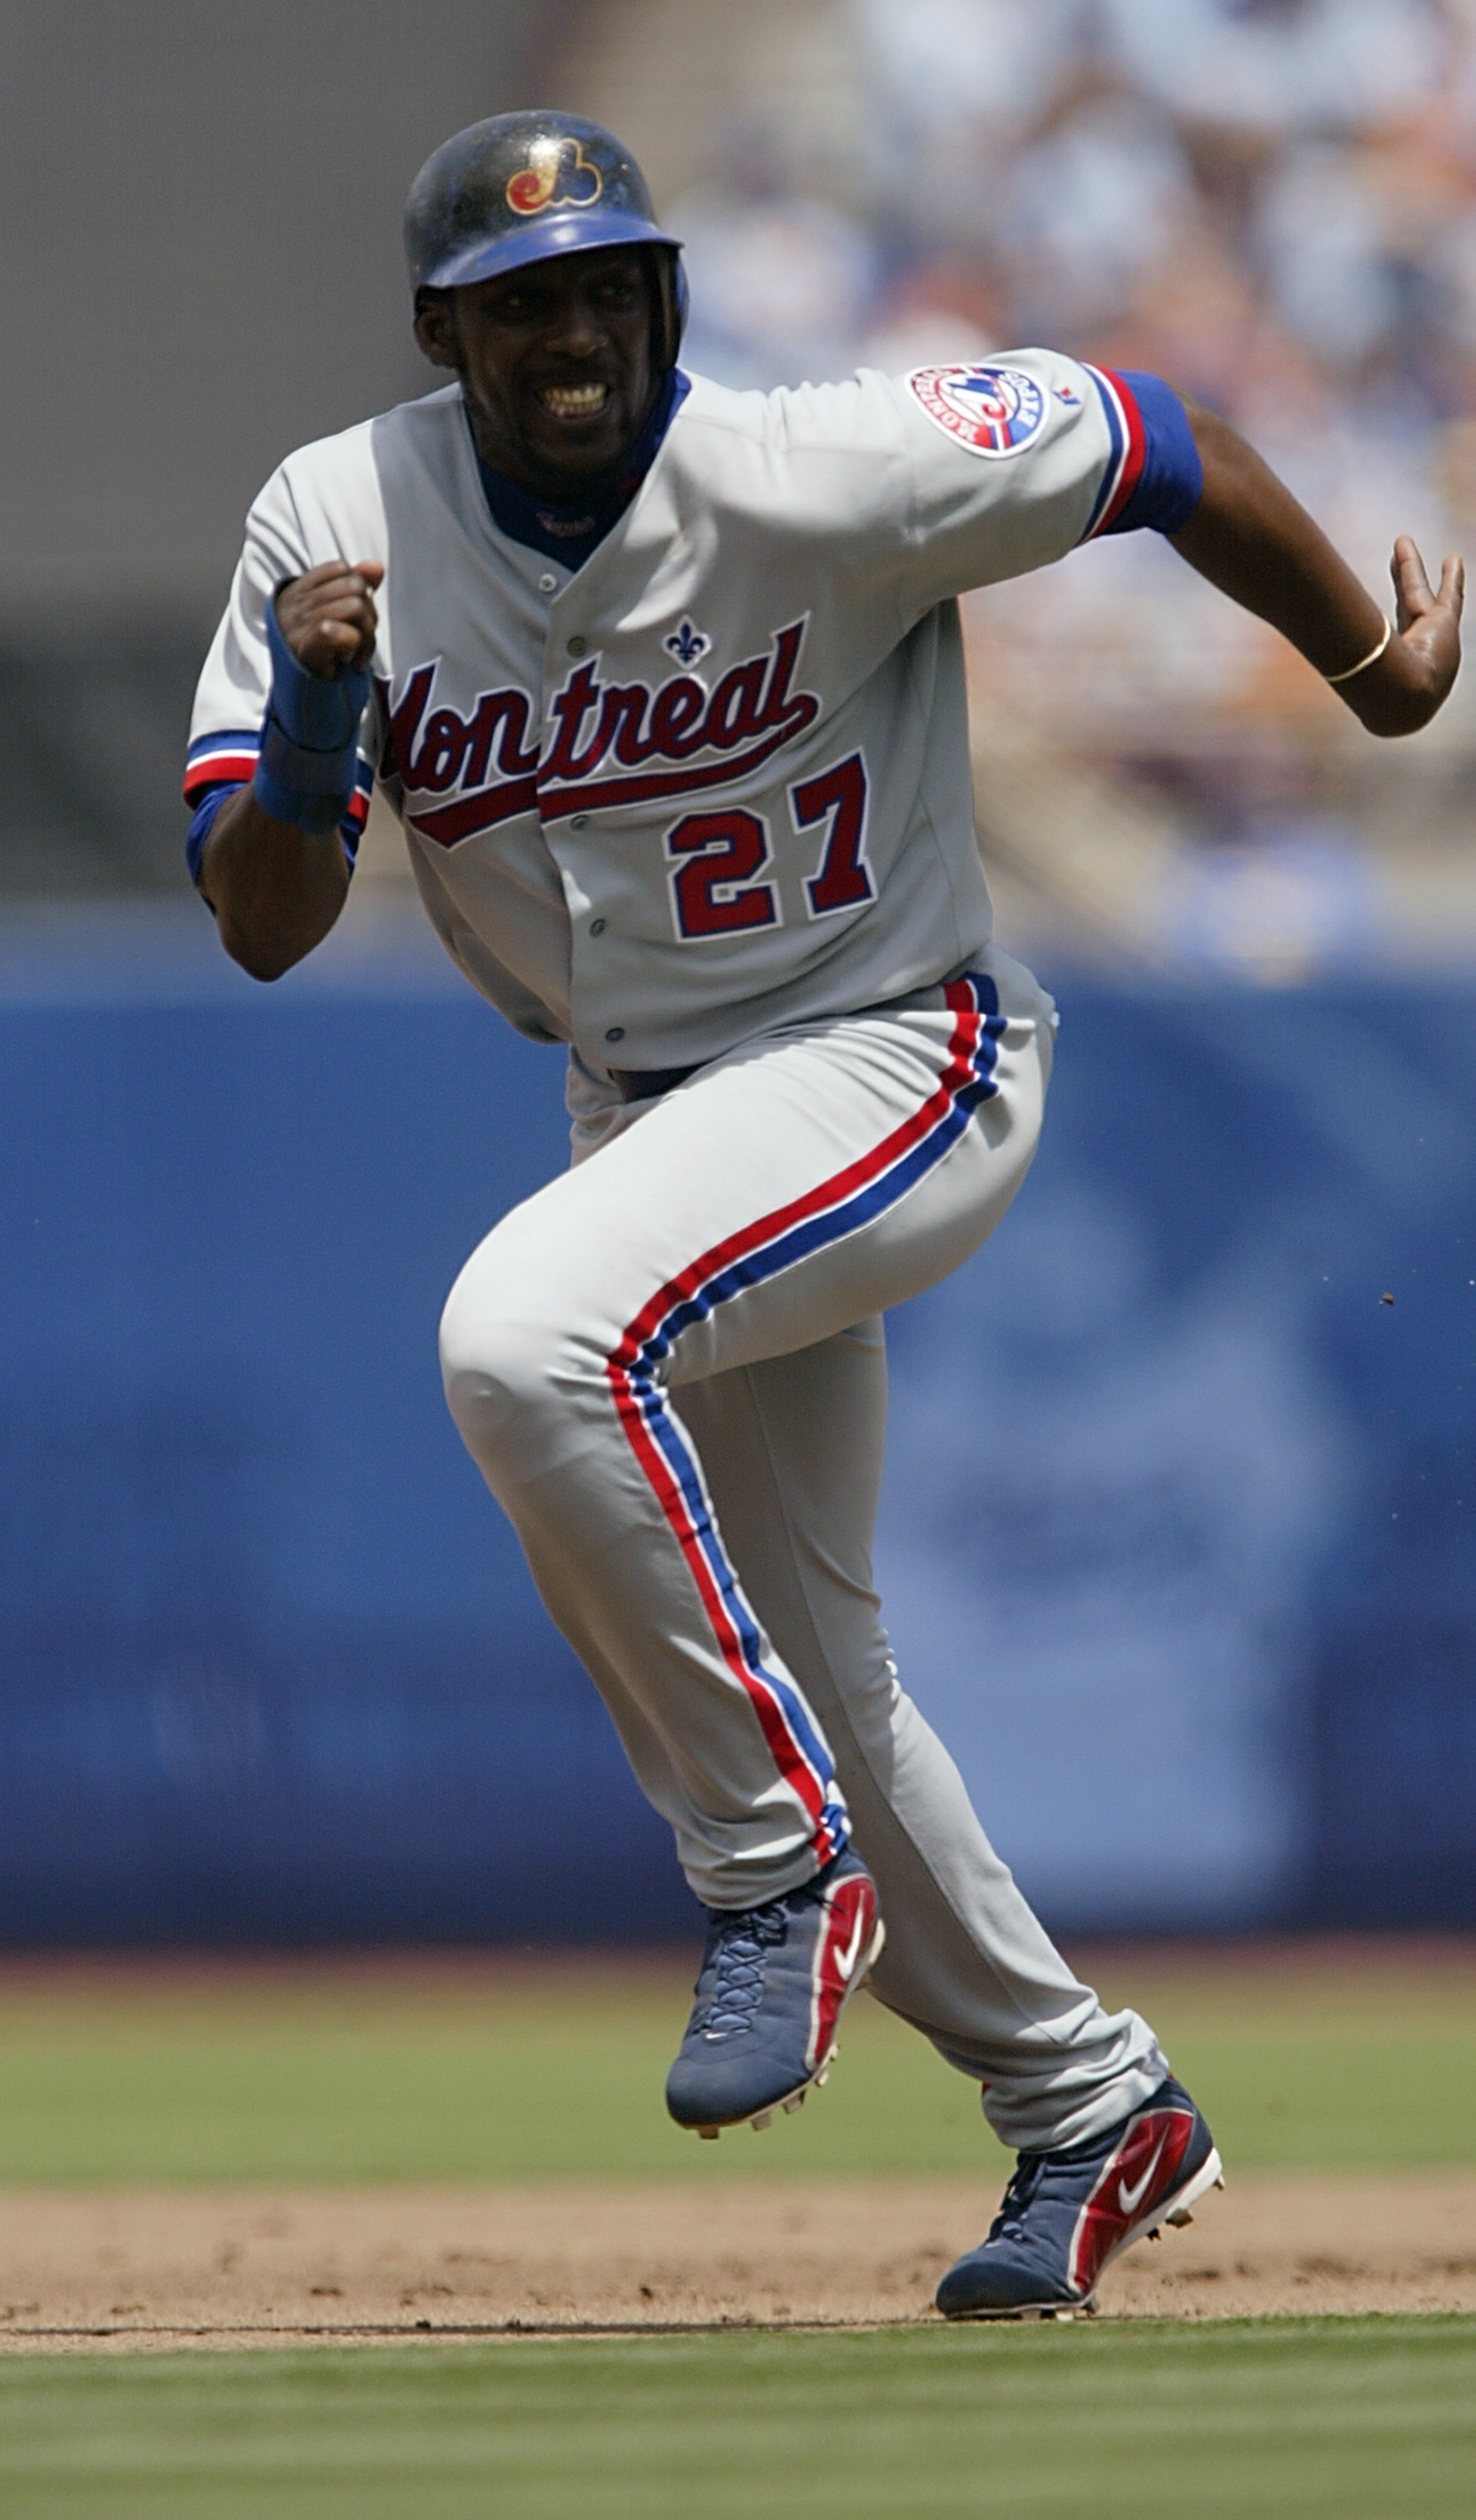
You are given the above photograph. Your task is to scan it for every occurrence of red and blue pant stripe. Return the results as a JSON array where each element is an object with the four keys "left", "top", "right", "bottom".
[{"left": 605, "top": 973, "right": 1007, "bottom": 1875}]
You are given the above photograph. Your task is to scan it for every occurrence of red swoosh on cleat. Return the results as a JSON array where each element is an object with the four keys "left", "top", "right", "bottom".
[
  {"left": 1068, "top": 2108, "right": 1195, "bottom": 2294},
  {"left": 805, "top": 1878, "right": 878, "bottom": 2071}
]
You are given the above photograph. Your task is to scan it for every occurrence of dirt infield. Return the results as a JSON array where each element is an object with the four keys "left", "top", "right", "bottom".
[{"left": 2, "top": 2174, "right": 1475, "bottom": 2350}]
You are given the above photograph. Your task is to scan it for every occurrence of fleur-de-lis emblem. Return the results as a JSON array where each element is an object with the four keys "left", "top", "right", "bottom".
[{"left": 664, "top": 617, "right": 711, "bottom": 668}]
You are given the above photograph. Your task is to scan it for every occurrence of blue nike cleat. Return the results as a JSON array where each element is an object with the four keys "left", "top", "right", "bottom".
[
  {"left": 936, "top": 2075, "right": 1223, "bottom": 2319},
  {"left": 666, "top": 1849, "right": 884, "bottom": 2136}
]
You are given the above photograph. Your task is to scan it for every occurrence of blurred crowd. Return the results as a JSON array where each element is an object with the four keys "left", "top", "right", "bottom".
[
  {"left": 671, "top": 0, "right": 1476, "bottom": 973},
  {"left": 681, "top": 0, "right": 1476, "bottom": 437}
]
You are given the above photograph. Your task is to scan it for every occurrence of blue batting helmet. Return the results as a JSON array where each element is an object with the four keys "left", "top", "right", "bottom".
[{"left": 405, "top": 111, "right": 687, "bottom": 367}]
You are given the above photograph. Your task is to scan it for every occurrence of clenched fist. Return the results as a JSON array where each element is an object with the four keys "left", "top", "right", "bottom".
[{"left": 275, "top": 559, "right": 385, "bottom": 679}]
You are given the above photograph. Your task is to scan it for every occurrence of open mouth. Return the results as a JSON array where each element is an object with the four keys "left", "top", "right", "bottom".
[{"left": 539, "top": 381, "right": 610, "bottom": 420}]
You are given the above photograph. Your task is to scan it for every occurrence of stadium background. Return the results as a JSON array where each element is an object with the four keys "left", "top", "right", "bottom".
[{"left": 3, "top": 0, "right": 1476, "bottom": 1946}]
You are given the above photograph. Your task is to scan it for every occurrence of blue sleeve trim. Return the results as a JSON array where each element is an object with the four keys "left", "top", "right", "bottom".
[
  {"left": 184, "top": 779, "right": 362, "bottom": 892},
  {"left": 1101, "top": 371, "right": 1202, "bottom": 537},
  {"left": 186, "top": 784, "right": 238, "bottom": 889}
]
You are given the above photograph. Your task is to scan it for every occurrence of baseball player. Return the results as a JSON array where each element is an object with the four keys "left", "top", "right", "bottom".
[{"left": 185, "top": 113, "right": 1461, "bottom": 2318}]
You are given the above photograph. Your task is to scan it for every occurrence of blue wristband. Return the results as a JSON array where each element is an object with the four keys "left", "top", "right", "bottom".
[{"left": 252, "top": 588, "right": 370, "bottom": 835}]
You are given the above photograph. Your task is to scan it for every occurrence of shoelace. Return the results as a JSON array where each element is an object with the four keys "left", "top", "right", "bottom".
[
  {"left": 700, "top": 1902, "right": 790, "bottom": 2039},
  {"left": 988, "top": 2152, "right": 1048, "bottom": 2243}
]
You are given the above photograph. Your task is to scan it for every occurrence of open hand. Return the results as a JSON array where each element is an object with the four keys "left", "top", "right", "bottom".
[
  {"left": 1344, "top": 536, "right": 1468, "bottom": 736},
  {"left": 1388, "top": 535, "right": 1463, "bottom": 707},
  {"left": 275, "top": 559, "right": 385, "bottom": 680}
]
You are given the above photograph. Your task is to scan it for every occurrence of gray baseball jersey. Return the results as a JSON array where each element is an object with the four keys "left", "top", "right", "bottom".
[{"left": 187, "top": 354, "right": 1148, "bottom": 1071}]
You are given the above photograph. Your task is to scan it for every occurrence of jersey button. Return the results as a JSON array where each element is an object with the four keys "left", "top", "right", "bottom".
[
  {"left": 567, "top": 634, "right": 588, "bottom": 658},
  {"left": 538, "top": 572, "right": 557, "bottom": 594},
  {"left": 589, "top": 918, "right": 607, "bottom": 936},
  {"left": 604, "top": 1025, "right": 625, "bottom": 1043}
]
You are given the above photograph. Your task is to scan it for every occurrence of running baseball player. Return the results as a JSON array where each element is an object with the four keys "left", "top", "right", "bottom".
[{"left": 184, "top": 113, "right": 1461, "bottom": 2318}]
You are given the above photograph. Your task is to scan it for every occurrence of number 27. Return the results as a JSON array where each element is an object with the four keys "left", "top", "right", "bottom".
[{"left": 664, "top": 751, "right": 874, "bottom": 940}]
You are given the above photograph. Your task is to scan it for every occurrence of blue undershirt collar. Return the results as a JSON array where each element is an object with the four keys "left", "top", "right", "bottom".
[{"left": 472, "top": 368, "right": 691, "bottom": 572}]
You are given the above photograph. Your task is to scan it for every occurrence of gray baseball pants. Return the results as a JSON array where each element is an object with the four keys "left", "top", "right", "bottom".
[{"left": 439, "top": 945, "right": 1168, "bottom": 2150}]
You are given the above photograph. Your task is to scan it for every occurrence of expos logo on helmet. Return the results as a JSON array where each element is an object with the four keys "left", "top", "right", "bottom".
[
  {"left": 908, "top": 364, "right": 1047, "bottom": 458},
  {"left": 505, "top": 134, "right": 604, "bottom": 217}
]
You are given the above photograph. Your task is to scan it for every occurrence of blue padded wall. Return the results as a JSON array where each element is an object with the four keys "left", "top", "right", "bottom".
[{"left": 1, "top": 910, "right": 1472, "bottom": 1939}]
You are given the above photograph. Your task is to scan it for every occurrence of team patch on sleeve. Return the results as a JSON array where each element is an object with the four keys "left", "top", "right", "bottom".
[{"left": 906, "top": 365, "right": 1048, "bottom": 459}]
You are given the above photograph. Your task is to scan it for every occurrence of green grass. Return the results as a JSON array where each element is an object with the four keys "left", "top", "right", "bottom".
[
  {"left": 0, "top": 1973, "right": 992, "bottom": 2184},
  {"left": 0, "top": 1952, "right": 1472, "bottom": 2185},
  {"left": 1, "top": 2320, "right": 1474, "bottom": 2518},
  {"left": 1141, "top": 2021, "right": 1476, "bottom": 2170}
]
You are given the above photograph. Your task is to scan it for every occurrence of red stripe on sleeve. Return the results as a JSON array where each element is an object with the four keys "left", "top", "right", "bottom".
[
  {"left": 182, "top": 751, "right": 259, "bottom": 805},
  {"left": 1094, "top": 370, "right": 1148, "bottom": 536}
]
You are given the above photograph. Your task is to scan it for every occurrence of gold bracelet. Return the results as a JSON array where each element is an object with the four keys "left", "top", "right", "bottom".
[{"left": 1324, "top": 616, "right": 1392, "bottom": 684}]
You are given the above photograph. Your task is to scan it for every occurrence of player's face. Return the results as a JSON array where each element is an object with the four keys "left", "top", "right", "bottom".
[{"left": 415, "top": 247, "right": 657, "bottom": 496}]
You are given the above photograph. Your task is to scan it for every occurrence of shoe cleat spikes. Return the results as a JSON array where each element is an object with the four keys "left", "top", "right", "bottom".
[
  {"left": 1164, "top": 2206, "right": 1194, "bottom": 2228},
  {"left": 815, "top": 2068, "right": 829, "bottom": 2087},
  {"left": 751, "top": 2110, "right": 773, "bottom": 2132},
  {"left": 782, "top": 2092, "right": 805, "bottom": 2114},
  {"left": 698, "top": 2126, "right": 719, "bottom": 2141}
]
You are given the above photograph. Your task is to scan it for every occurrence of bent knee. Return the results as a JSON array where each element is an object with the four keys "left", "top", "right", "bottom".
[
  {"left": 439, "top": 1244, "right": 610, "bottom": 1479},
  {"left": 440, "top": 1272, "right": 550, "bottom": 1430}
]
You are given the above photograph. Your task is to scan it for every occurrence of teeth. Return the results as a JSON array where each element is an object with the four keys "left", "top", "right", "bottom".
[{"left": 541, "top": 383, "right": 608, "bottom": 417}]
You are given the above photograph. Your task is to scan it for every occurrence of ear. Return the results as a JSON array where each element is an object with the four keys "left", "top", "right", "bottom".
[{"left": 413, "top": 289, "right": 459, "bottom": 371}]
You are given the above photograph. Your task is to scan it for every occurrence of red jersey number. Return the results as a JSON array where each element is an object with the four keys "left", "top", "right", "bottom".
[
  {"left": 666, "top": 808, "right": 781, "bottom": 940},
  {"left": 791, "top": 752, "right": 874, "bottom": 919}
]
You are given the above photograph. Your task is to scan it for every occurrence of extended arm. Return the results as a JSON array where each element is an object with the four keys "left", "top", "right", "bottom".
[
  {"left": 200, "top": 559, "right": 384, "bottom": 979},
  {"left": 1172, "top": 402, "right": 1462, "bottom": 738}
]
